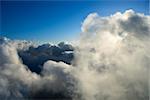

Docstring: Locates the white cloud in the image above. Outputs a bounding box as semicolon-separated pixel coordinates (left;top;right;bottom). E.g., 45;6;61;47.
0;37;74;99
74;9;150;100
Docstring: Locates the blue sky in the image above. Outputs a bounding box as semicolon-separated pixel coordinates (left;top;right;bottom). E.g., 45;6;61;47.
1;0;149;43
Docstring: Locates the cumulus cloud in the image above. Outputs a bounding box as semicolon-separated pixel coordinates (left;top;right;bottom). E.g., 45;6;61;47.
0;9;149;100
29;61;74;99
74;9;150;100
0;37;74;99
0;38;39;99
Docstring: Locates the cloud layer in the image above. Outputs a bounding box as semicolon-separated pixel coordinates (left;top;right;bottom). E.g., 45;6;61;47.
0;10;149;100
0;37;74;99
75;9;149;100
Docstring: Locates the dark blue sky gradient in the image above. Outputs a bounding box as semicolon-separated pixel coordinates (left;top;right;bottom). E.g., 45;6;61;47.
1;0;149;43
